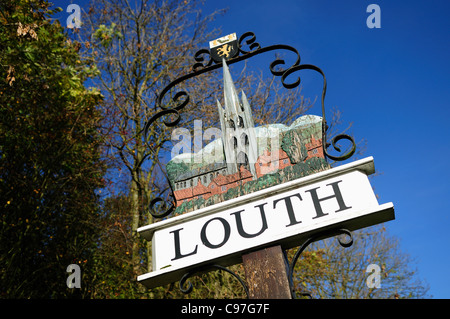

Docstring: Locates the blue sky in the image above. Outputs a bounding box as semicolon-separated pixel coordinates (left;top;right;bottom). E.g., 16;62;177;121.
57;0;449;298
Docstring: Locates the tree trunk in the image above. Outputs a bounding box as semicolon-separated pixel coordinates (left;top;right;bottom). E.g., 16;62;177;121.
130;176;141;276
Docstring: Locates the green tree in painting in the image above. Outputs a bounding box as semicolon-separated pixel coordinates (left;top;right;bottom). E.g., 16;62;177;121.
0;0;104;298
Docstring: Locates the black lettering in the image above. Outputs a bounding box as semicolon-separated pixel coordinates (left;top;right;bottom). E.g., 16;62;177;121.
170;228;198;261
305;180;352;219
273;193;303;227
200;217;231;249
231;203;268;238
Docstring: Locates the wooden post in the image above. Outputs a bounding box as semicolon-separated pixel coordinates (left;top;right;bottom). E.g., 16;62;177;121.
242;245;292;299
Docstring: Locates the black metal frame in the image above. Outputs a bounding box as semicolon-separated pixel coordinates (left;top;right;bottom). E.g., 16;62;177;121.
144;31;356;219
287;228;353;298
179;264;250;298
143;31;357;298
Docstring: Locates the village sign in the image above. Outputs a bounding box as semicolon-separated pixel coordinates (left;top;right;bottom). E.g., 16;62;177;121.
137;32;395;297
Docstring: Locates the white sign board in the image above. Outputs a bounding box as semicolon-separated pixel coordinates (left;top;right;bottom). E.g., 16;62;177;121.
138;157;394;289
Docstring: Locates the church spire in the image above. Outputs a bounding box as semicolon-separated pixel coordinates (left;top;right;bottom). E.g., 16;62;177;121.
222;58;241;116
217;59;258;179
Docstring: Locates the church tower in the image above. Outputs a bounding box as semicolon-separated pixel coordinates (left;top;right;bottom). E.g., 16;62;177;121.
217;59;258;179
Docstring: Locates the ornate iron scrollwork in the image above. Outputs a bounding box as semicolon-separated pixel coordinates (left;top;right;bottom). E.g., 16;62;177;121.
288;228;354;298
144;31;357;219
177;229;353;298
179;264;249;298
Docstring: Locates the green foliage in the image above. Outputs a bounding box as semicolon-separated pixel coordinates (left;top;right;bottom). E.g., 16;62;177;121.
93;23;123;48
281;128;308;164
0;0;105;298
88;195;143;298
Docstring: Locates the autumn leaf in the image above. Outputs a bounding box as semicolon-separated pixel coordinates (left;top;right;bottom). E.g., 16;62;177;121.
16;22;38;40
6;65;15;86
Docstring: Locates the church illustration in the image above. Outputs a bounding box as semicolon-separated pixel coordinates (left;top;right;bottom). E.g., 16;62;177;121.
167;60;328;215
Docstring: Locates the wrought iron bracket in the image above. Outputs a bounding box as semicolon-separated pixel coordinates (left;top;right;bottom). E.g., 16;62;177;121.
287;228;354;299
176;229;353;299
179;264;250;298
144;31;357;219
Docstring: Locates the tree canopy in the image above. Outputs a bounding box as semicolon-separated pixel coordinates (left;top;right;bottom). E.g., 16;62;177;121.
0;0;104;298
